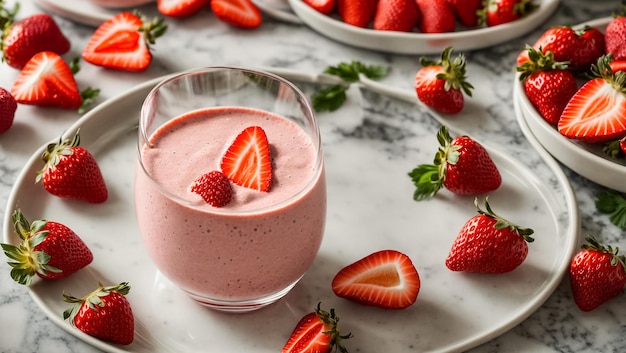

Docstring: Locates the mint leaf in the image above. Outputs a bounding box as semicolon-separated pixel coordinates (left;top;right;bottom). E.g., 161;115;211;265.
595;190;626;230
312;84;347;112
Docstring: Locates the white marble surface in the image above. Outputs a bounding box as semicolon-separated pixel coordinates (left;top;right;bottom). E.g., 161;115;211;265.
0;0;624;352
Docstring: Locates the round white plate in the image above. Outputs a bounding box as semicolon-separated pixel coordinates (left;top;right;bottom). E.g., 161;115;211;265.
3;72;578;353
287;0;560;54
34;0;300;27
513;17;626;192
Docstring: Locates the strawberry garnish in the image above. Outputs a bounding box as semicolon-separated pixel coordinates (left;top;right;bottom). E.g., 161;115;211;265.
558;55;626;142
0;86;17;133
157;0;209;17
408;125;501;200
63;282;135;345
331;249;420;309
36;130;108;203
445;197;535;273
220;126;273;192
82;11;167;72
211;0;262;29
1;209;93;285
190;170;233;207
281;303;351;353
569;237;626;312
303;0;335;15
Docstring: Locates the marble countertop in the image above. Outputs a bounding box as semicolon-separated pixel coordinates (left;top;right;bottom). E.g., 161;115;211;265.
1;0;625;352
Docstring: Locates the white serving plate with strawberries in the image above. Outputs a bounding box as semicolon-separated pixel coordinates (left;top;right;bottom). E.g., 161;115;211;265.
287;0;559;54
513;16;626;193
3;72;578;353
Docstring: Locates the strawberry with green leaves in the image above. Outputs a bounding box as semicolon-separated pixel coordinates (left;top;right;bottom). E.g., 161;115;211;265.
1;209;93;285
82;11;167;72
569;237;626;312
211;0;262;29
332;249;421;309
516;46;578;125
478;0;531;27
409;125;501;201
373;0;419;32
446;197;534;273
63;282;135;345
190;170;233;207
415;0;455;33
221;126;273;192
36;130;108;203
281;303;351;353
414;47;473;114
337;0;377;28
157;0;209;17
558;55;626;142
0;86;16;134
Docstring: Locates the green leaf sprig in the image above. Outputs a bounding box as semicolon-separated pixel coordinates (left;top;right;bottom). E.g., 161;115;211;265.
595;189;626;230
312;61;388;112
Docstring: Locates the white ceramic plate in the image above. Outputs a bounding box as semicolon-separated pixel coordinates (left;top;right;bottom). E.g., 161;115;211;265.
3;71;578;353
513;17;626;193
287;0;559;54
34;0;300;27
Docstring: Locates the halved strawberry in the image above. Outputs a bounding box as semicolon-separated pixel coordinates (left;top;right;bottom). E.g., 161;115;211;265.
558;55;626;142
157;0;209;17
211;0;262;29
190;170;233;207
281;303;351;353
10;51;82;109
220;126;273;192
82;12;167;72
331;249;420;309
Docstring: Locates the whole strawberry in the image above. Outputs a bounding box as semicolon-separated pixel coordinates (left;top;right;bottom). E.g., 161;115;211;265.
478;0;531;27
569;237;626;312
606;5;626;60
408;125;501;200
516;46;578;125
36;130;108;203
446;0;483;28
190;170;233;207
414;47;474;114
415;0;455;33
0;86;17;133
372;0;419;32
445;197;534;273
281;303;351;353
1;10;71;70
337;0;377;28
1;208;93;285
63;282;135;345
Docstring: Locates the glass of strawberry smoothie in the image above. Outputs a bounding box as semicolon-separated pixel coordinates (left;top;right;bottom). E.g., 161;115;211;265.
134;67;326;312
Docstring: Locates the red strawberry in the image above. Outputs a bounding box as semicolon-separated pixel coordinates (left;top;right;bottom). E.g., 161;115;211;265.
516;46;578;125
445;197;535;273
446;0;483;27
190;170;233;207
558;55;626;142
581;26;606;60
82;12;167;72
1;209;93;285
157;0;209;17
281;303;351;353
414;47;474;114
220;126;273;192
1;12;71;69
415;0;455;33
610;58;626;73
372;0;418;32
478;0;530;27
569;237;626;312
0;87;17;133
63;282;135;345
10;51;83;109
409;125;501;200
331;249;420;309
36;130;108;203
336;0;378;28
303;0;335;15
602;136;626;159
211;0;263;29
605;6;626;60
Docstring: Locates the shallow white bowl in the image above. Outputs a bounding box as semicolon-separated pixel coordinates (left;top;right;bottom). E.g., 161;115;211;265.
288;0;559;54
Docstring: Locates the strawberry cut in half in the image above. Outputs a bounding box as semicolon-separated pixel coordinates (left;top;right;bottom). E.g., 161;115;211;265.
331;249;420;309
220;126;273;192
211;0;262;29
281;303;351;353
558;54;626;142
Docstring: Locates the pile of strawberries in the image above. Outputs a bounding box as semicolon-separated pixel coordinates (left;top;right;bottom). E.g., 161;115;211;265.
303;0;536;33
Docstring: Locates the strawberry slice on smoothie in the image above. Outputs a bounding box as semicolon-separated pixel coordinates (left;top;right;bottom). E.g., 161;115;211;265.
221;125;273;192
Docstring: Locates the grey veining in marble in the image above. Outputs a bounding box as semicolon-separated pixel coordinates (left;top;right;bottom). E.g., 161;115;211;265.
1;0;625;352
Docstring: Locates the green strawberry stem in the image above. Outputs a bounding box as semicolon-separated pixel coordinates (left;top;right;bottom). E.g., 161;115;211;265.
63;282;131;322
421;46;473;96
589;54;626;93
581;236;626;269
475;197;535;241
595;190;626;230
602;139;624;159
0;0;19;42
313;302;352;353
516;45;570;80
36;130;82;184
134;10;168;46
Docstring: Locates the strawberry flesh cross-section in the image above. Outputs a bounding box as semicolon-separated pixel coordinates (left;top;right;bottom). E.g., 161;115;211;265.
220;126;273;192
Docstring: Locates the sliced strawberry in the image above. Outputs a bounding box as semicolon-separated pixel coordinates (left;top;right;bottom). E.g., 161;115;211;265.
10;51;82;109
157;0;209;17
220;126;273;192
82;12;167;72
331;249;420;309
303;0;335;15
281;303;351;353
211;0;262;29
190;170;233;207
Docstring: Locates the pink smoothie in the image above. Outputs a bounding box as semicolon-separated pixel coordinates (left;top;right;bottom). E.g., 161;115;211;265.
134;106;326;303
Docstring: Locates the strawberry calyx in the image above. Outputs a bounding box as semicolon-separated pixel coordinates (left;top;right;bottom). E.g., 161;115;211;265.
475;197;535;242
0;0;19;50
589;54;626;95
516;45;570;80
312;303;352;353
1;208;60;285
63;282;132;322
580;236;626;269
134;10;168;47
36;130;82;184
420;47;473;96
